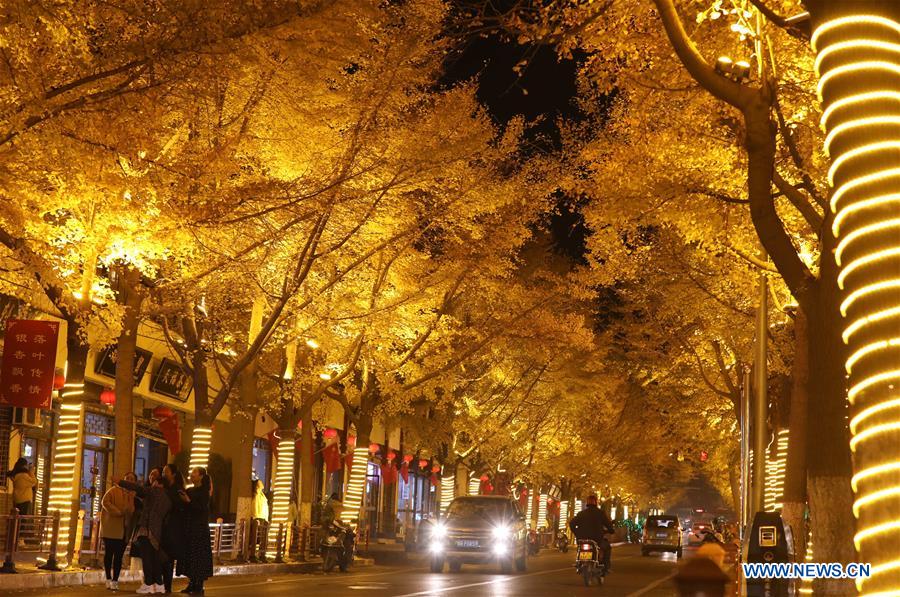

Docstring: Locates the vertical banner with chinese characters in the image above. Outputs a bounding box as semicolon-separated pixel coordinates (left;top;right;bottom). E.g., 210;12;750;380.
0;319;60;409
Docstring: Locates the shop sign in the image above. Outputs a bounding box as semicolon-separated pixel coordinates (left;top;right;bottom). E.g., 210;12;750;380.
150;357;192;401
0;319;60;409
94;344;152;384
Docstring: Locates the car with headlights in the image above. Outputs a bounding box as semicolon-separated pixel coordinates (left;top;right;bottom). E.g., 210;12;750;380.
687;519;714;546
641;515;683;558
427;495;528;573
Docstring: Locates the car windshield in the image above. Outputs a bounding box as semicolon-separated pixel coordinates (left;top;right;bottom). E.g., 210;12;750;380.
646;517;678;529
447;498;512;520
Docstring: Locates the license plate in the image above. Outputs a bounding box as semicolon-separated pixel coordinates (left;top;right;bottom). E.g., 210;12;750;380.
577;551;594;561
656;532;668;538
456;539;479;548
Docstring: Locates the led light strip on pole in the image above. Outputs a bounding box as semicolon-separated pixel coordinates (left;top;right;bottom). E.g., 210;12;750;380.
46;385;85;562
468;474;480;496
813;11;900;595
188;426;213;475
558;500;569;532
764;430;789;512
525;489;534;530
269;434;295;550
342;447;369;525
440;471;455;514
575;498;582;513
537;493;548;529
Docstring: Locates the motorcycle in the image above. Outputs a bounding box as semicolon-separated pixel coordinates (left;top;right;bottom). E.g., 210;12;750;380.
555;530;569;553
574;539;607;587
320;521;356;572
527;529;540;556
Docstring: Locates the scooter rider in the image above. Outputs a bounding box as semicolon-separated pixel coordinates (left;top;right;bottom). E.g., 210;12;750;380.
569;494;616;571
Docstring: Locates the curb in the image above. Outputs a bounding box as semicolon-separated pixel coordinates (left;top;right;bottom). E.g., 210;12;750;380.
0;558;374;591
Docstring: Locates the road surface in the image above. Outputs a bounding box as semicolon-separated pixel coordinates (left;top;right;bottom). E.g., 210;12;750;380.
10;544;688;596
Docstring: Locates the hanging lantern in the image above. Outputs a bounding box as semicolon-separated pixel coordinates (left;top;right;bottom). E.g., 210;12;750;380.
153;405;176;419
403;454;414;464
53;373;65;390
368;442;380;454
386;450;396;461
324;428;338;440
418;459;429;469
347;435;357;448
480;474;489;482
296;420;303;430
431;464;441;473
100;388;116;406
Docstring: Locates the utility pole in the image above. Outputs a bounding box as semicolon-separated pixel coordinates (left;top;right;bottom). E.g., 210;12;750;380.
741;365;751;535
752;255;768;516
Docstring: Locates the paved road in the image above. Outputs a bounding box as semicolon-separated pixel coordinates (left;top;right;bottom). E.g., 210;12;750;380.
12;545;688;596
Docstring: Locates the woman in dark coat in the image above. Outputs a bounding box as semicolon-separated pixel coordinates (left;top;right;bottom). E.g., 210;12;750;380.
161;463;188;593
119;467;171;594
179;467;214;594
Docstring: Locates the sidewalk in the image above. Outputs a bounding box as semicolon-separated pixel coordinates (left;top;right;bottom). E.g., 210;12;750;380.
0;556;375;591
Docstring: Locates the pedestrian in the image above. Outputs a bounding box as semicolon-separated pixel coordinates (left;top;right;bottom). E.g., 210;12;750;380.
161;464;187;594
7;457;37;516
120;466;171;594
251;479;269;524
178;467;214;595
321;493;341;527
101;472;136;591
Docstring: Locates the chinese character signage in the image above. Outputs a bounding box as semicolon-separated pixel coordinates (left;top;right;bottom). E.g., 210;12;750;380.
94;345;152;385
0;319;60;409
150;358;192;402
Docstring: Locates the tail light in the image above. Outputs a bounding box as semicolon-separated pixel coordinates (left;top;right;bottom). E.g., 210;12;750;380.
581;543;592;551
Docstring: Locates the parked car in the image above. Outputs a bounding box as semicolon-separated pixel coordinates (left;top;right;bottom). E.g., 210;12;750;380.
642;515;683;557
427;495;528;574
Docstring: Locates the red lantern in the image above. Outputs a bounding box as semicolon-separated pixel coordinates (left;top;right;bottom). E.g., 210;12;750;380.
431;464;441;473
53;373;65;390
403;454;414;464
386;450;396;461
153;405;175;419
418;459;428;469
347;435;357;447
100;388;116;406
324;428;338;440
368;442;380;454
480;474;489;482
296;420;303;430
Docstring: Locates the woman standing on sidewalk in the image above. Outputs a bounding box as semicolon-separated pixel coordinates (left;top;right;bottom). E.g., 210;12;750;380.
161;464;187;594
120;467;171;594
7;457;36;515
178;468;213;595
101;472;136;591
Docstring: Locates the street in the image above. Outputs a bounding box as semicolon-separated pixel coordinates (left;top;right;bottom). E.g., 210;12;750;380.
7;545;686;596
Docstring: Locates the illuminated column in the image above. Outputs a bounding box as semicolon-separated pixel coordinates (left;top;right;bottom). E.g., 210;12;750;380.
575;498;583;513
537;493;548;529
558;500;569;532
188;425;213;473
800;527;815;595
46;388;85;562
765;430;789;512
814;11;900;594
468;474;480;496
525;489;534;529
440;470;455;514
34;453;46;514
342;447;369;524
268;434;295;549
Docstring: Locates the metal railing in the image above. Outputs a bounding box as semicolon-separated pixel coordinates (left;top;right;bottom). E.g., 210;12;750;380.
0;510;312;573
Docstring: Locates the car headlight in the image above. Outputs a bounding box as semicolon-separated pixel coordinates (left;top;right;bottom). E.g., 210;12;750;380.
326;536;338;544
492;525;512;541
431;523;447;540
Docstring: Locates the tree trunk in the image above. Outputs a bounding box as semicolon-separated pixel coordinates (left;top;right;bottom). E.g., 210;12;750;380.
728;455;741;515
299;406;314;529
806;242;855;593
113;266;145;477
782;310;808;556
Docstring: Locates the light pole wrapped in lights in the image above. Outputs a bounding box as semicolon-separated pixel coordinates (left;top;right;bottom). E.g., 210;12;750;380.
813;9;900;594
46;391;85;562
764;430;790;512
468;474;480;496
342;447;370;525
558;500;569;532
537;492;548;529
525;488;534;530
268;432;295;549
188;425;213;474
440;468;455;514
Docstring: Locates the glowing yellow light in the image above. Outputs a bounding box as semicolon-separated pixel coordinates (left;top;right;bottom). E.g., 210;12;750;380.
306;339;319;350
830;166;900;213
855;520;900;550
188;426;213;475
854;485;900;517
833;192;900;238
816;40;900;77
468;475;480;496
558;500;569;532
811;15;900;52
840;280;900;317
836;219;900;265
342;447;369;524
46;393;84;562
821;91;900;131
851;420;900;452
268;435;295;550
575;499;582;513
818;62;900;103
852;398;900;433
845;306;900;343
764;430;790;512
829;141;900;186
852;460;900;492
864;560;900;588
537;493;548;529
525;489;534;529
839;248;900;289
319;372;332;381
440;473;455;514
848;369;900;403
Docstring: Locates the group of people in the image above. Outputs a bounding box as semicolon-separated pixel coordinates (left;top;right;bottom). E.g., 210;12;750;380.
101;464;214;594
